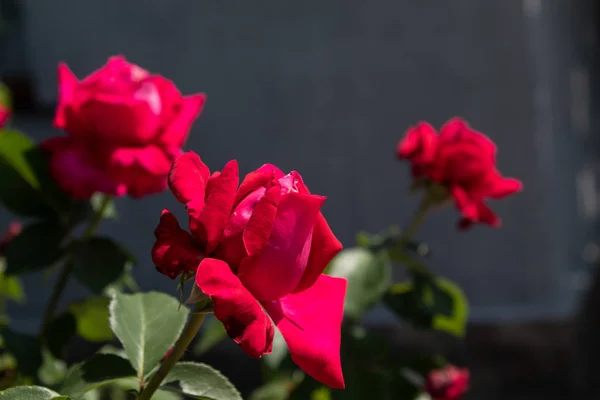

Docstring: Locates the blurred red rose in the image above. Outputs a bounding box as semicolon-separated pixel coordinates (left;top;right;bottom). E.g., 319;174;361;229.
0;104;9;129
424;365;469;400
152;152;346;389
0;222;22;256
398;118;522;229
43;56;205;199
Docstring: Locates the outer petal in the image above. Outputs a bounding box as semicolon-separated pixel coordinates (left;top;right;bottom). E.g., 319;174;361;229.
238;192;325;301
0;106;9;128
193;160;239;254
54;63;80;130
294;212;343;293
158;93;206;148
234;164;285;207
152;209;204;279
168;151;211;206
397;122;438;164
41;136;125;199
195;258;274;357
263;275;347;389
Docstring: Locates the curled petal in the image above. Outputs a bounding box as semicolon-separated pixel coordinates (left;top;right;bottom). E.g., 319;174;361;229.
193;160;239;254
168;151;211;206
294;212;342;293
159;93;206;148
238;192;325;301
439;118;497;158
152;209;204;279
263;275;347;389
234;164;285;207
242;185;281;257
397;122;438;164
196;258;274;357
486;176;523;199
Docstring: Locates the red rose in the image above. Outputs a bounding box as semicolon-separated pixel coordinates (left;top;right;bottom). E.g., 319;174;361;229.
398;118;522;229
42;56;205;199
0;104;9;129
152;152;346;389
424;366;470;400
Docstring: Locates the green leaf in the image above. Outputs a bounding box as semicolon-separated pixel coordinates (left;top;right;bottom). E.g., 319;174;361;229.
2;329;42;377
71;237;134;294
193;315;227;355
0;130;70;218
162;362;242;400
384;278;469;337
38;349;67;386
69;297;113;342
4;221;67;275
111;377;182;400
263;328;288;370
325;248;392;319
60;354;136;399
0;272;24;303
248;380;292;400
46;313;77;359
109;292;189;379
0;82;11;110
0;386;64;399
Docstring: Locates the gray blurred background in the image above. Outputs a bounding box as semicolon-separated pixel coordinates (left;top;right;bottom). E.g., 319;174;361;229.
1;0;599;398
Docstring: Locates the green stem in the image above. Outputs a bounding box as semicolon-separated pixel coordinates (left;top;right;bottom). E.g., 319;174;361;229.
396;196;434;249
138;307;207;400
39;195;112;337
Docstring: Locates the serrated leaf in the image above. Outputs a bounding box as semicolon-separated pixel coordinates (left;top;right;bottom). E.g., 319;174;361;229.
2;329;42;377
263;328;288;370
162;362;242;400
4;221;67;275
326;247;392;319
0;130;70;218
0;386;64;399
109;292;189;379
46;313;77;359
69;297;113;342
60;353;136;399
193;315;227;355
71;237;134;294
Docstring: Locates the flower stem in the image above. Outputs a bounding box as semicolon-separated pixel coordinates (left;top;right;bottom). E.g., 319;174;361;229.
40;195;113;336
397;196;434;249
138;307;207;400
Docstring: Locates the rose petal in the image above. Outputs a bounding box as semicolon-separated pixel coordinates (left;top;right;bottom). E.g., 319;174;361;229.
486;176;523;199
263;275;346;389
238;192;325;301
193;160;239;254
196;258;274;358
242;185;281;257
54;63;80;131
168;151;211;206
450;186;478;221
152;209;204;279
234;164;285;207
42;136;124;199
397;122;438;164
158;94;206;148
294;212;342;293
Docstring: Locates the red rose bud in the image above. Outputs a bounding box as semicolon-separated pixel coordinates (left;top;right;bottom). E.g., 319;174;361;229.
151;152;346;389
397;118;522;229
0;222;22;256
424;365;470;400
42;56;206;199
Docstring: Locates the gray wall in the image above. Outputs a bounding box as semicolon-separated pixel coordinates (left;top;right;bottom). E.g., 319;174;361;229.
0;0;595;331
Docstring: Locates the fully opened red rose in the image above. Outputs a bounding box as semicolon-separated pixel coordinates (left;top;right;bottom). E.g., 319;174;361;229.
152;152;346;388
424;365;470;400
397;118;522;229
42;56;205;199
